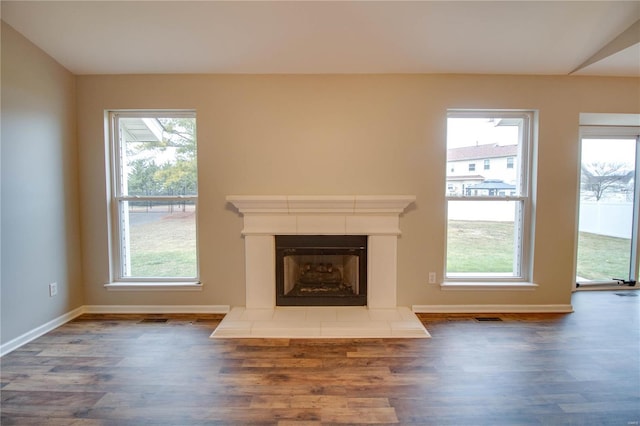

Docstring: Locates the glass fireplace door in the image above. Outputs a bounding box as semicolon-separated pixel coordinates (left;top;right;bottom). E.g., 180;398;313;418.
276;235;367;306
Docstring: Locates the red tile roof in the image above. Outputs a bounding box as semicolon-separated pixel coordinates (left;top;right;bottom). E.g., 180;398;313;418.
448;143;517;161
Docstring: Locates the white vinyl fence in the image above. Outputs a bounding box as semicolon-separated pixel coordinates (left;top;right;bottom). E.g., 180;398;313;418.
449;200;633;240
578;201;633;239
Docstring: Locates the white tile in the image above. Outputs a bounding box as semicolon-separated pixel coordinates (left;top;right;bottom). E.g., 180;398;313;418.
335;308;370;322
241;309;274;321
287;195;355;213
296;216;346;234
243;214;296;234
244;235;276;309
223;307;246;320
321;320;390;330
368;309;403;321
272;309;307;321
251;320;320;330
397;306;419;321
251;328;322;338
305;308;337;322
210;307;430;339
345;216;400;235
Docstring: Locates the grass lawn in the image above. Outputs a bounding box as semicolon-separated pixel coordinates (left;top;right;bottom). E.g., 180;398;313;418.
125;214;631;281
576;231;631;281
447;220;515;274
448;220;631;280
129;211;197;277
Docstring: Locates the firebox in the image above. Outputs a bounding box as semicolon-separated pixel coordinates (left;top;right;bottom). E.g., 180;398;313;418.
275;235;367;306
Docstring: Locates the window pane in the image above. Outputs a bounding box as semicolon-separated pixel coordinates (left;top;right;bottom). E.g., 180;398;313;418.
447;200;521;277
120;200;197;278
577;138;635;282
119;117;197;196
446;117;523;197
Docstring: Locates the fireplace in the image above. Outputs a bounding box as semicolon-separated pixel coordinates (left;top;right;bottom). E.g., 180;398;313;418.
276;235;367;306
226;195;416;309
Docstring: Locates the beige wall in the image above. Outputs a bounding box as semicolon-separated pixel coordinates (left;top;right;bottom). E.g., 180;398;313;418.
1;22;83;344
76;73;639;309
3;18;639;325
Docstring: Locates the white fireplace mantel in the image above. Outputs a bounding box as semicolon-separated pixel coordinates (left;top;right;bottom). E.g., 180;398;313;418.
227;195;416;215
227;195;416;309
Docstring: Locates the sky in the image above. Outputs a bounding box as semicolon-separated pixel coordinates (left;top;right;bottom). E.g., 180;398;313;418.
581;138;636;167
447;118;637;170
447;118;519;149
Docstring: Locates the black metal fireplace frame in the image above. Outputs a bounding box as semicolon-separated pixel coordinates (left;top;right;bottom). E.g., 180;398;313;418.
275;235;367;306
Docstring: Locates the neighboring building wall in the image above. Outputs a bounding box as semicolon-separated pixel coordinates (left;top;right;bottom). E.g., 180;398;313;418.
447;144;518;196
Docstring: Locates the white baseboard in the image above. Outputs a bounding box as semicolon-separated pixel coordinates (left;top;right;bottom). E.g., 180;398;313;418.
0;306;85;357
83;305;230;314
412;304;574;313
1;304;230;357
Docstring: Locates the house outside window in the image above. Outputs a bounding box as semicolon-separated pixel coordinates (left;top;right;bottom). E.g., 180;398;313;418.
445;110;534;281
108;111;199;282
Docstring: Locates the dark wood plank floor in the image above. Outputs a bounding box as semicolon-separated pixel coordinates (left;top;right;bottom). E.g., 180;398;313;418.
2;291;639;425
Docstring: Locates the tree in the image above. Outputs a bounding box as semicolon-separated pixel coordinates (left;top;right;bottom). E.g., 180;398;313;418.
126;117;197;200
581;162;633;201
127;159;161;196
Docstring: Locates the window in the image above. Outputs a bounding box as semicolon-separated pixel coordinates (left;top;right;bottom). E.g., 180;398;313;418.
109;111;198;282
507;157;514;168
469;163;476;172
445;111;533;281
484;159;490;170
576;125;639;286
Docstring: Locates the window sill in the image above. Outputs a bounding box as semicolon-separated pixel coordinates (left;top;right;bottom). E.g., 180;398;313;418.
104;282;202;291
441;282;538;291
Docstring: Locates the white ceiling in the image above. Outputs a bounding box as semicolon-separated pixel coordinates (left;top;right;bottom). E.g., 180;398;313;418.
2;1;639;76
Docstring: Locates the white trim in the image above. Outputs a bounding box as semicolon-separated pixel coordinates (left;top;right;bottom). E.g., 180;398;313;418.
108;110;200;282
576;285;639;292
104;282;203;291
83;305;230;314
445;110;535;282
412;304;574;313
226;195;416;215
440;282;538;291
0;304;230;357
0;306;85;357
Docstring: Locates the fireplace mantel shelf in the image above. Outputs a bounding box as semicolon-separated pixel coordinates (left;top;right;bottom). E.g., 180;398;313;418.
226;195;416;215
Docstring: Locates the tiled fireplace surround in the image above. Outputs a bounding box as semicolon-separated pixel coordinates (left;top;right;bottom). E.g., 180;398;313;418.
211;195;430;338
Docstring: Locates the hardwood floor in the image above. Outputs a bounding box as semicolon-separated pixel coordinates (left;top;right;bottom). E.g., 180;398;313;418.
2;290;639;425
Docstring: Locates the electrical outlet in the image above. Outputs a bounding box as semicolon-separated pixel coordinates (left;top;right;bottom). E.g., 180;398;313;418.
49;282;58;297
428;272;436;284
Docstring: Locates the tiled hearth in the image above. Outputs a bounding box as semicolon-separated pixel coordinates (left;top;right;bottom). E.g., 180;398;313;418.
211;195;430;338
211;306;429;338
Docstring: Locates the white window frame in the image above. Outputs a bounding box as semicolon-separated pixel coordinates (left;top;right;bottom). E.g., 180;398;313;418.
444;110;535;286
575;124;640;288
106;110;201;289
